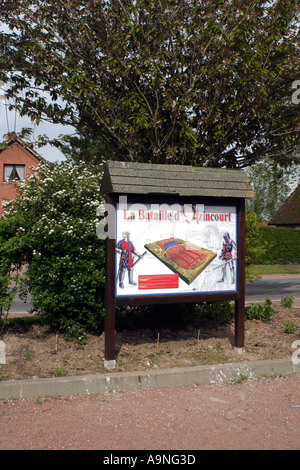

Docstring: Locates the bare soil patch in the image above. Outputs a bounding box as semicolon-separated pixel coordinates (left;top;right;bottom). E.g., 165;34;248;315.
1;301;300;381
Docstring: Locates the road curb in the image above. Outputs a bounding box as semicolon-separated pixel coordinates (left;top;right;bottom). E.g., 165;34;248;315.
0;357;299;400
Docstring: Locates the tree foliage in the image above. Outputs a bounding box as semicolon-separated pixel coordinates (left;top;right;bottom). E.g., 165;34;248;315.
244;207;267;281
246;160;299;222
0;0;299;167
0;161;105;340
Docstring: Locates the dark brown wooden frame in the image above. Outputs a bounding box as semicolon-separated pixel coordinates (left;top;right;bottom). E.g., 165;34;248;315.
105;193;245;362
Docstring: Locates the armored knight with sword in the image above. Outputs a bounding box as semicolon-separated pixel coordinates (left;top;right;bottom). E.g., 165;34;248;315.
115;231;145;288
218;232;237;284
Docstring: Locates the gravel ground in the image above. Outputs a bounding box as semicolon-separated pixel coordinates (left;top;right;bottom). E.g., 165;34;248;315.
1;373;300;451
2;273;300;451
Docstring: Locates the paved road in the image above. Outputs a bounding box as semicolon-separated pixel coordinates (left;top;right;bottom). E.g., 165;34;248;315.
8;276;299;315
9;293;33;315
245;276;300;302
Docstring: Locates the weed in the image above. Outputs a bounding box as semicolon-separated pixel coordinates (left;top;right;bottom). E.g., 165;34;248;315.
259;373;283;380
25;348;33;361
96;363;109;372
281;320;297;334
203;349;228;363
232;374;249;384
51;367;69;377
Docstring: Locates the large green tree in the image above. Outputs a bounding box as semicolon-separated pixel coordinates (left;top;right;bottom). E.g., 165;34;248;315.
246;160;299;222
0;0;299;167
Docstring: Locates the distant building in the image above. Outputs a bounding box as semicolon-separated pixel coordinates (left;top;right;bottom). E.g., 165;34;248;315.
0;138;42;215
268;185;300;230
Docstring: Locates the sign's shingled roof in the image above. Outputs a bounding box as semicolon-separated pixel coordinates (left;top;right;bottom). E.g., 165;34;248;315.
100;161;253;199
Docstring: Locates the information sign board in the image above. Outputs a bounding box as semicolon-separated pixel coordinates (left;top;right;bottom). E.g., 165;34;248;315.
115;201;238;297
100;161;253;366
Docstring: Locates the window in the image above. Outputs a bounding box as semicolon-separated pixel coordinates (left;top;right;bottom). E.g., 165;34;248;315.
3;164;25;183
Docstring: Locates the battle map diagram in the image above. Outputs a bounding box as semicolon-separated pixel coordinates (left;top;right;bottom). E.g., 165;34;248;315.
144;237;217;285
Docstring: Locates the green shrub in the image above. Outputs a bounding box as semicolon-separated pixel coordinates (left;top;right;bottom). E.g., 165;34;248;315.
280;295;294;308
281;320;297;334
245;208;268;274
197;301;235;323
0;161;105;340
116;301;235;331
257;227;300;265
245;299;275;323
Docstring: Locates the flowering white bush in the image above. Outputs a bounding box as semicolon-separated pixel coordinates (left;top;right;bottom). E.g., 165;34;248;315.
0;160;105;339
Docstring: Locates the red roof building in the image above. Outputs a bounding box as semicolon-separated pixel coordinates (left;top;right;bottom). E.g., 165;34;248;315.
268;185;300;229
0;138;42;215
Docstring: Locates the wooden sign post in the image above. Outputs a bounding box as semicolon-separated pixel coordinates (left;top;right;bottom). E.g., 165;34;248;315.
100;161;253;368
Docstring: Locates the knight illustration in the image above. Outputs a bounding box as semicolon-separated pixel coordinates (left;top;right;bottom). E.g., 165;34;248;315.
115;231;142;288
218;232;237;284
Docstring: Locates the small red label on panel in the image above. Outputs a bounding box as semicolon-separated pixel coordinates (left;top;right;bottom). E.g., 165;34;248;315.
138;274;179;290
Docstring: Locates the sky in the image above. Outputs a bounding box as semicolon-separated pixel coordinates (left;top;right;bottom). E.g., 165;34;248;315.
0;21;74;163
0;92;74;163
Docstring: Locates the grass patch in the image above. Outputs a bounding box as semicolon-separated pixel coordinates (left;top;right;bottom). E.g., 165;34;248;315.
249;264;300;275
50;367;69;377
0;315;45;329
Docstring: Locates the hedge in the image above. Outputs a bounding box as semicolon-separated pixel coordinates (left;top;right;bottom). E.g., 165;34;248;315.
257;227;300;265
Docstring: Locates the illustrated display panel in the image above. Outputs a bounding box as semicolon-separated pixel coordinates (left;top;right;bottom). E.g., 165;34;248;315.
115;200;238;297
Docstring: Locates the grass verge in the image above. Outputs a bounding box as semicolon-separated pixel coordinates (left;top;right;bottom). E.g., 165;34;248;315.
249;264;300;275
